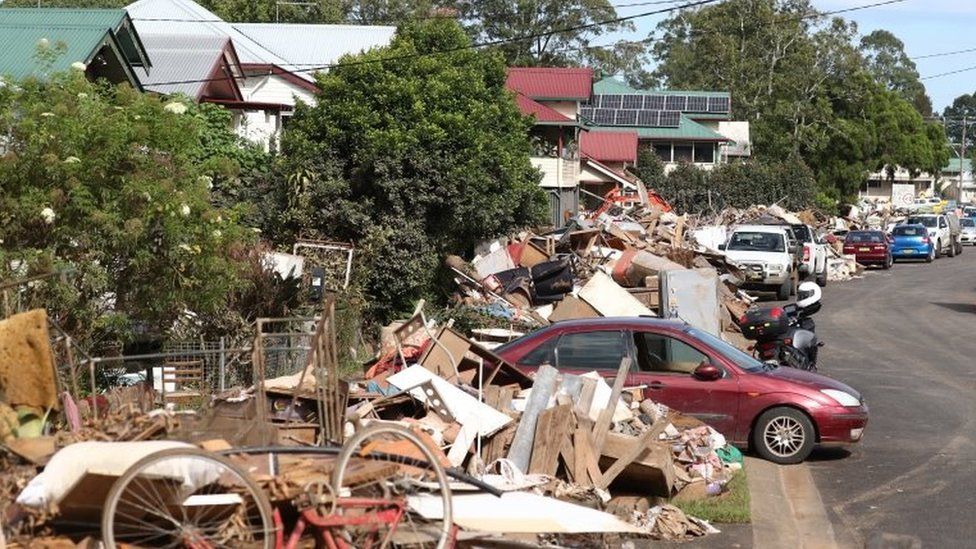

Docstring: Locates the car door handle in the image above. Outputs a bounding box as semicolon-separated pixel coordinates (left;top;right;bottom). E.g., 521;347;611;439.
648;381;665;390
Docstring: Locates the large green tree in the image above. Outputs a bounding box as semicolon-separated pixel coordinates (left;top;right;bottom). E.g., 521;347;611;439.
275;19;546;321
455;0;652;84
859;30;931;116
650;0;947;202
0;69;257;347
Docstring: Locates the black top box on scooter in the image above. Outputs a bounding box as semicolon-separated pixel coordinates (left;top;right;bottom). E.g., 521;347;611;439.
738;306;790;340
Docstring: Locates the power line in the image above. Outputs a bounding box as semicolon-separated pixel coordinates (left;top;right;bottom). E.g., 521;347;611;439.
921;65;976;81
141;0;723;87
139;0;910;87
912;46;976;61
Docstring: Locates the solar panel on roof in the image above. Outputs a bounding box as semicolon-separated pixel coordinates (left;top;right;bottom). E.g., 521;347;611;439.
621;95;643;109
580;107;595;121
615;110;638;125
708;96;730;113
645;95;665;110
637;110;660;127
687;96;708;112
593;109;615;125
659;111;681;127
665;95;687;111
601;94;623;109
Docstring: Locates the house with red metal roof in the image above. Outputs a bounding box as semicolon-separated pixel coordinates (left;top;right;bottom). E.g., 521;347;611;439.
507;68;751;222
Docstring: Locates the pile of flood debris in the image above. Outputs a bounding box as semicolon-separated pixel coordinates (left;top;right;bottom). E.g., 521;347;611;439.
2;306;742;546
444;202;865;356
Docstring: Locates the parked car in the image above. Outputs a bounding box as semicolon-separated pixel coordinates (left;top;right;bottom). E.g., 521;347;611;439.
905;196;945;213
905;214;961;258
788;223;828;287
890;224;935;262
495;318;869;464
843;230;893;269
720;225;796;300
961;217;976;246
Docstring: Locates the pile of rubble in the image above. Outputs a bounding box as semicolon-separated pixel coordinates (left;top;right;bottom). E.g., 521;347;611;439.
444;201;869;355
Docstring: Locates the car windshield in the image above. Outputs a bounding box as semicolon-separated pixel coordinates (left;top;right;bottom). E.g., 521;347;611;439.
727;231;785;252
892;226;926;237
686;328;766;373
907;217;937;228
961;218;975;228
846;232;884;243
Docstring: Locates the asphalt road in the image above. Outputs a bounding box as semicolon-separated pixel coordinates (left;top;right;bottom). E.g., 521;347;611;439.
805;250;976;547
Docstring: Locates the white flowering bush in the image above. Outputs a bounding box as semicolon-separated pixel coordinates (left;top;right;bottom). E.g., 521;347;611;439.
0;71;255;345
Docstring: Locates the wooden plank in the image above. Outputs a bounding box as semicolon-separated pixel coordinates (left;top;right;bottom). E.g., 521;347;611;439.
559;433;576;483
528;404;574;476
575;377;597;418
528;406;557;475
573;425;601;487
596;426;659;490
590;356;631;455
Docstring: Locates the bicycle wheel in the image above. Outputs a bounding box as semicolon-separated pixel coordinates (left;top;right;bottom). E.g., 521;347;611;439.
101;447;274;548
330;423;453;549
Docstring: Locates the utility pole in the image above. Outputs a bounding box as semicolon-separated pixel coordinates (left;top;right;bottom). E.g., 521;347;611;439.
961;116;967;202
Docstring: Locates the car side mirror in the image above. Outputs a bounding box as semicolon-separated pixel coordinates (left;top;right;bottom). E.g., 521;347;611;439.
718;243;726;251
693;361;722;381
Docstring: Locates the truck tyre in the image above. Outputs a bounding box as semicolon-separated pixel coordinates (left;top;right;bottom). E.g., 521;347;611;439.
935;239;942;259
752;407;816;464
948;239;956;257
926;246;934;263
776;278;791;301
816;268;827;287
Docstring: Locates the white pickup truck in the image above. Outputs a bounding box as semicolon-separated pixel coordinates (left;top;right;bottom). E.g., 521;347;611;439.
721;225;796;300
905;214;962;258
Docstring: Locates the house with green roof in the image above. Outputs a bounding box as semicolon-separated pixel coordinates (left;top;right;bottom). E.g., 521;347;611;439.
585;78;751;171
0;8;149;89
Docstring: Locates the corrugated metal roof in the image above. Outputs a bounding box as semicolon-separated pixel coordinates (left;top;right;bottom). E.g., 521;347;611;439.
0;7;150;72
590;115;728;142
593;77;730;99
514;93;576;125
580;131;638;163
232;23;395;74
0;25;110;80
126;0;395;82
139;33;234;98
0;8;128;28
506;67;593;100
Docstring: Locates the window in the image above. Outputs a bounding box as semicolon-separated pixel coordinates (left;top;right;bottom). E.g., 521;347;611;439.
939;217;947;228
866;179;883;189
518;338;556;367
906;216;937;228
653;143;672;162
693;142;715;163
634;332;709;374
727;231;786;252
961;218;975;227
673;143;694;163
893;226;926;237
845;232;884;243
554;331;628;370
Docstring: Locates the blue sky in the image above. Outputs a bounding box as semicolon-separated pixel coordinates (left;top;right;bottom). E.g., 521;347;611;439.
618;0;976;112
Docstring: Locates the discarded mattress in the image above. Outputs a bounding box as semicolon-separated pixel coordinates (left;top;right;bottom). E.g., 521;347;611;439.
17;440;221;507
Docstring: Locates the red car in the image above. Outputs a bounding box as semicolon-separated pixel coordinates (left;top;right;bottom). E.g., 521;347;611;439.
495;318;868;464
843;230;893;269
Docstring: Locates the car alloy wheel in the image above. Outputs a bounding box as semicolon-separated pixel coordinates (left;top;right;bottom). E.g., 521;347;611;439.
752;407;816;464
764;416;805;457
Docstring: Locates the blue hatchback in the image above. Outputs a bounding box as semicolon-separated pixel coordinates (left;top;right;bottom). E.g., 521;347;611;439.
891;224;934;262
